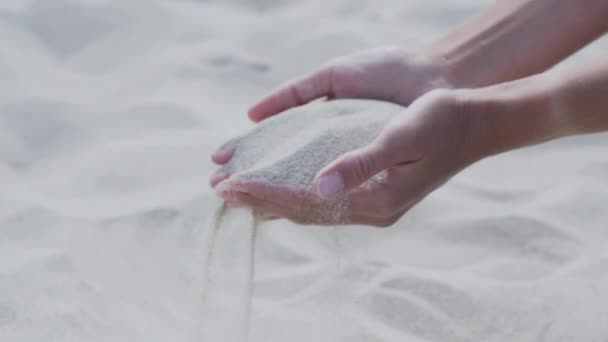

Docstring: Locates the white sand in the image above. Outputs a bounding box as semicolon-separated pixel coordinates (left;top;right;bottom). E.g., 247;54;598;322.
202;204;258;342
220;99;401;189
2;1;608;342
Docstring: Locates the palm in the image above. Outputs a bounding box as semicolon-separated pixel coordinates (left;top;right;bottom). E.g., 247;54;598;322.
326;48;445;105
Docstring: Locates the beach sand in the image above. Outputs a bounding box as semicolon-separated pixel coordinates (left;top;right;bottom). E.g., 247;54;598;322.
1;1;608;341
219;99;400;188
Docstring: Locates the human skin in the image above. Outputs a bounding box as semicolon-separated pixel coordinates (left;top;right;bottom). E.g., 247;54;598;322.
215;57;608;226
210;0;608;226
211;0;608;172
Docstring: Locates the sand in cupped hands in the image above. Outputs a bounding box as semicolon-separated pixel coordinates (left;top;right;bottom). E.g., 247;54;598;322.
220;99;404;189
202;99;403;341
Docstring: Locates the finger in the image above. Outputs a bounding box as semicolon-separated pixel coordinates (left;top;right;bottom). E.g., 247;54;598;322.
219;178;312;208
233;181;373;226
261;214;281;221
217;178;393;226
209;171;230;188
223;183;390;226
341;213;399;228
248;67;332;122
225;191;297;219
231;191;369;225
217;179;331;223
312;141;394;200
211;148;234;165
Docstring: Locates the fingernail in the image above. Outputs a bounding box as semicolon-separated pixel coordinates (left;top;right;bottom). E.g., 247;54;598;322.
211;148;234;164
317;172;344;199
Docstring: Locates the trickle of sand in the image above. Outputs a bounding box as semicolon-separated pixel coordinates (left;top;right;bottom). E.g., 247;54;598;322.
201;203;259;342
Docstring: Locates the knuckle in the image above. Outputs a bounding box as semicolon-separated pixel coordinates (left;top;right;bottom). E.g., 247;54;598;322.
350;151;377;184
289;84;307;106
315;65;333;81
291;78;318;105
374;135;396;157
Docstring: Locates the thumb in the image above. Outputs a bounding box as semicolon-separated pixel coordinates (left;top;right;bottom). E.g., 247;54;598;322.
313;141;393;200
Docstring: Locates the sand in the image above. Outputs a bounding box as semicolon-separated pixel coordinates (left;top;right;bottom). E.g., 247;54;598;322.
2;1;608;342
201;204;259;342
220;99;402;189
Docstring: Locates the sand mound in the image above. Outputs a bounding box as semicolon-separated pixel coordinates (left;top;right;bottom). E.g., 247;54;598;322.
220;99;403;189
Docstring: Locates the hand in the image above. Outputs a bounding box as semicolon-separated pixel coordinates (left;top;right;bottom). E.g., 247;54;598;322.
215;89;482;227
247;46;451;122
211;47;453;186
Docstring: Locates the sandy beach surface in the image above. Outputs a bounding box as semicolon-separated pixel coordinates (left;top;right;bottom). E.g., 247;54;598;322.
1;1;608;341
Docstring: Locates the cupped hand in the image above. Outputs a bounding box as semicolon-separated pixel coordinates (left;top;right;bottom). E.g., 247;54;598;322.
213;89;483;227
247;46;451;122
211;47;453;186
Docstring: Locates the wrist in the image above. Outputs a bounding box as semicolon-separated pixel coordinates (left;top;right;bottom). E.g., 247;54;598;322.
404;48;456;100
424;44;470;89
426;0;608;91
456;74;560;160
424;38;495;90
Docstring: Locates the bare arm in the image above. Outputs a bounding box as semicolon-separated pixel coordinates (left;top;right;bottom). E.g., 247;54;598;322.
211;0;608;226
244;0;608;122
466;56;608;159
431;0;608;88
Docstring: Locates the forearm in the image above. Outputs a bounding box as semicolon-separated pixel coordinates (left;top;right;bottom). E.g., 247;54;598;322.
428;0;608;88
463;57;608;159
